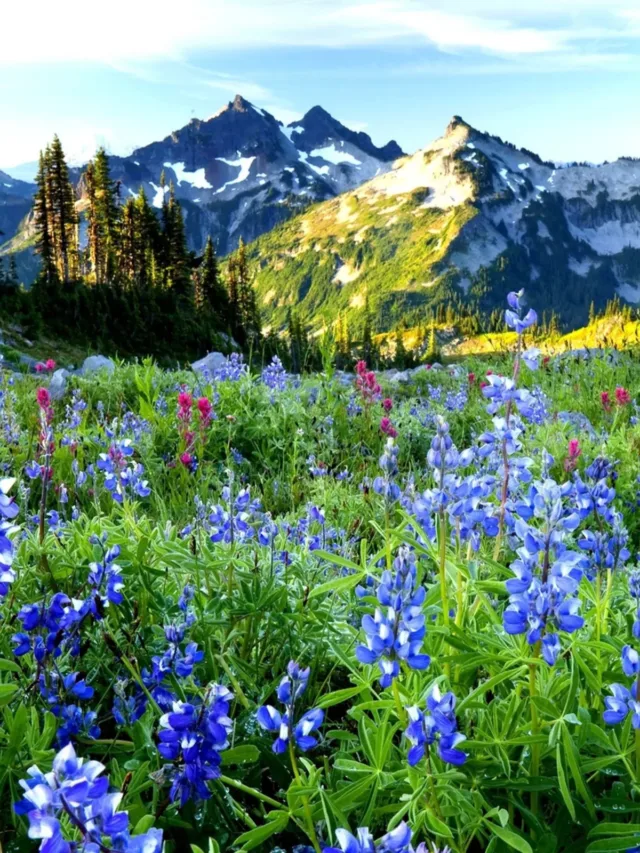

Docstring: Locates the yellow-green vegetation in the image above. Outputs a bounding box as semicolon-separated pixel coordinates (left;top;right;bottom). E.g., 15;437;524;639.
249;182;477;335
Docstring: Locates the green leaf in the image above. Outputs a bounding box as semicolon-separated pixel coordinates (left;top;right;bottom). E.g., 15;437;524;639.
486;822;533;853
590;824;640;837
561;724;595;818
133;815;155;835
234;811;289;850
458;667;525;713
0;684;18;707
586;838;640;852
221;745;260;766
317;686;365;709
309;570;366;599
556;742;576;821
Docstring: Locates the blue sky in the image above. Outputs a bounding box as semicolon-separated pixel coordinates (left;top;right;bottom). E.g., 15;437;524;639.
2;0;640;174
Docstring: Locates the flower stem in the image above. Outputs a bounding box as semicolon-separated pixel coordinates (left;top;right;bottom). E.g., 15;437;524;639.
529;641;541;821
438;509;451;679
288;739;321;853
392;677;406;726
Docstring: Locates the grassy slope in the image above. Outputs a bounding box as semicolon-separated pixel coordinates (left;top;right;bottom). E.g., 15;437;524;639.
249;183;477;334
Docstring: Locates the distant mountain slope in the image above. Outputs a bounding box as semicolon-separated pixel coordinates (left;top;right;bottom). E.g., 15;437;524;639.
249;116;640;333
0;169;35;244
104;95;403;255
0;95;403;282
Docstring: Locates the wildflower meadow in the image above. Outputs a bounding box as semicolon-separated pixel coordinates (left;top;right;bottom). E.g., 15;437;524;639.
5;292;640;853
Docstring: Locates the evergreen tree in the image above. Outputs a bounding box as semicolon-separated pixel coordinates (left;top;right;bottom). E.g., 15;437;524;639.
33;150;57;291
198;237;230;327
8;255;18;287
235;238;261;344
48;135;78;283
85;148;119;285
425;324;440;364
394;327;408;369
589;300;596;326
361;292;374;363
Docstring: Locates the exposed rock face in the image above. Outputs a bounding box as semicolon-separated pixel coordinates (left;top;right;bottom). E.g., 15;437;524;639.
249;116;640;332
1;96;403;281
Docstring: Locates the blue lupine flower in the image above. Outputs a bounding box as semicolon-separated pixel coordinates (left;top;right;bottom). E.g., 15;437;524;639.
14;743;163;853
325;827;375;853
373;439;401;502
257;661;324;754
355;549;430;688
262;355;288;392
522;348;541;371
404;685;467;767
505;289;537;334
0;488;18;598
603;683;640;728
0;477;18;520
158;685;234;805
325;821;436;853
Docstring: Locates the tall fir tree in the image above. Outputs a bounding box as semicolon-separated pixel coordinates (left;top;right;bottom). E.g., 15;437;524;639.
197;236;230;327
48;135;78;283
33;149;57;291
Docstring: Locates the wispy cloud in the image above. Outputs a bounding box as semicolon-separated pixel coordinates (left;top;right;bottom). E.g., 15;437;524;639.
3;0;640;67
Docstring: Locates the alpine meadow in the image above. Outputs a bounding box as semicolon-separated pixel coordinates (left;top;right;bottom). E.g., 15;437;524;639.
5;4;640;853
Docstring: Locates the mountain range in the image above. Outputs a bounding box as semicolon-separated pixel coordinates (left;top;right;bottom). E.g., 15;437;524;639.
3;99;640;334
250;115;640;333
0;95;402;274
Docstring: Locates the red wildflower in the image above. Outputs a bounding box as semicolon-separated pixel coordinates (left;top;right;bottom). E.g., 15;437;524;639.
197;396;214;427
35;362;45;373
36;387;51;410
380;416;398;438
468;372;476;384
425;364;432;371
180;452;193;467
564;439;582;473
601;391;611;412
615;386;631;406
382;398;393;412
355;361;381;404
45;359;56;371
542;356;550;368
479;380;488;389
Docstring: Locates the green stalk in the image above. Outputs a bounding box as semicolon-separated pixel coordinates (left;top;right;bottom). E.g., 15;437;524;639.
529;641;541;821
392;678;406;726
438;509;450;680
288;739;321;853
219;775;282;809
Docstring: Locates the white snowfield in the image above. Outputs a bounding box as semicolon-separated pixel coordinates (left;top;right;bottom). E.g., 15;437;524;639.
149;182;169;209
309;143;362;166
163;161;212;190
340;117;640;293
215;153;256;193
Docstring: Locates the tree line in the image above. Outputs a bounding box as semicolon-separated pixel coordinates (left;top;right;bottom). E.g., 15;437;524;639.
0;138;262;362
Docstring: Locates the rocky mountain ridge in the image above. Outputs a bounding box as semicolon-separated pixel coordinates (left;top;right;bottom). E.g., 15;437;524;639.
247;115;640;333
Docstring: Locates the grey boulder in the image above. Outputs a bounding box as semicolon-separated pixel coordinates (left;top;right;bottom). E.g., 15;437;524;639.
191;352;227;374
81;355;115;375
49;369;71;401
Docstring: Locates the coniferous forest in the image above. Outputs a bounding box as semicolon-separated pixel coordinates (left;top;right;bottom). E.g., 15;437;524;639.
0;138;265;363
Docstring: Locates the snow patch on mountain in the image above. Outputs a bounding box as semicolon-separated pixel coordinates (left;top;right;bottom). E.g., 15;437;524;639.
163;161;212;189
310;144;362;166
215;154;256;193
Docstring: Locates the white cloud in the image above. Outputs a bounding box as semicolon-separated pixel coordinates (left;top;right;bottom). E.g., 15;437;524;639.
3;0;640;64
344;120;370;132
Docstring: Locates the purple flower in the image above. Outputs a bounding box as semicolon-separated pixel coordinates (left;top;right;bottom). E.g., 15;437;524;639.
257;661;324;754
